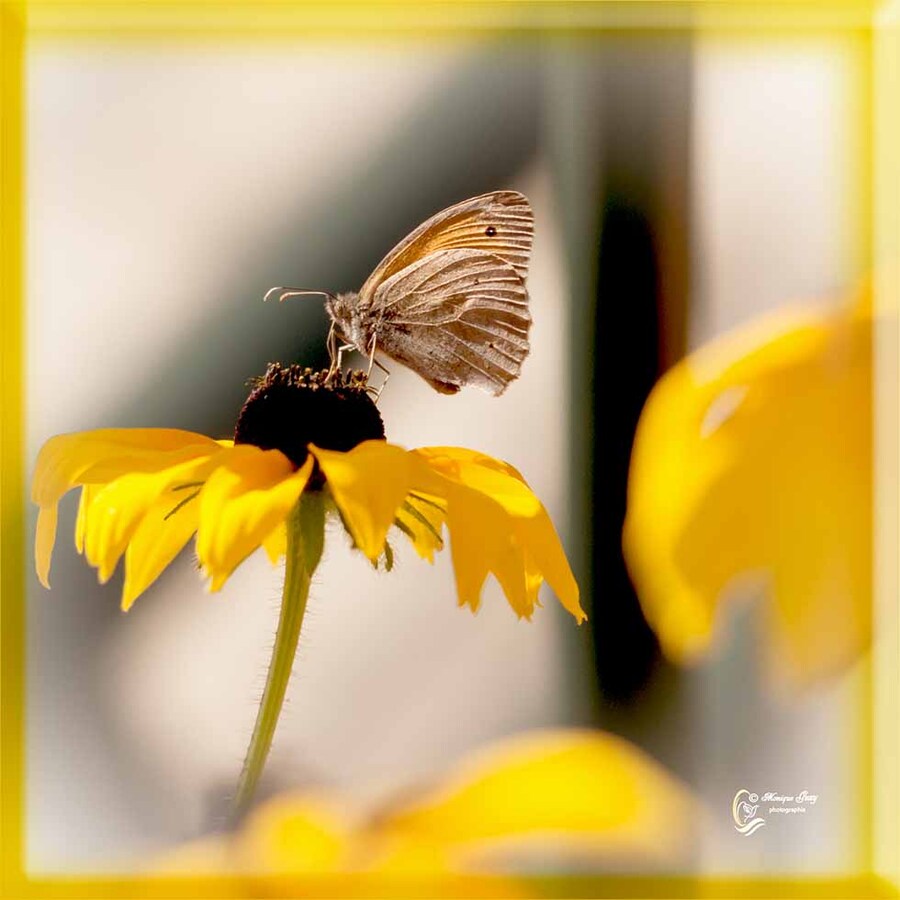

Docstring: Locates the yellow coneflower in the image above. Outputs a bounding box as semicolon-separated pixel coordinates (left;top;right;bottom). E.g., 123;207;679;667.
32;363;584;812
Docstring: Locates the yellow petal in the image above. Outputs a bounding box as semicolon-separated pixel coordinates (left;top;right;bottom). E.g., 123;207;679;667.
74;485;96;555
415;450;584;622
35;505;58;588
31;428;218;588
413;448;540;517
121;490;201;611
262;523;288;565
82;452;224;584
394;495;446;563
197;447;312;591
443;485;530;617
624;303;871;684
524;551;544;610
513;510;584;624
312;441;413;561
377;729;692;865
234;793;354;875
32;428;219;507
414;446;527;483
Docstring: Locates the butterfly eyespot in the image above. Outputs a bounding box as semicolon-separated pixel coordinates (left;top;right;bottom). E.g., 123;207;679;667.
485;226;497;237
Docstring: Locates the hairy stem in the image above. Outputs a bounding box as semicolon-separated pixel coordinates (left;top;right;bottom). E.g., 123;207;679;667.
230;489;325;821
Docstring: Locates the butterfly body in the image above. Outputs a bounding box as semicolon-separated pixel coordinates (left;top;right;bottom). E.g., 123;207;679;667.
325;291;367;349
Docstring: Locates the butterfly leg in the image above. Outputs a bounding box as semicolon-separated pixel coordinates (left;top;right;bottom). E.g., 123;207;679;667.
326;332;356;385
326;323;338;378
374;363;391;402
337;344;355;365
364;335;391;401
368;357;391;403
366;335;379;379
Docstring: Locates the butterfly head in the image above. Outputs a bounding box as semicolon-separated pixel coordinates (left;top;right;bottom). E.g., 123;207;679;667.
324;291;365;349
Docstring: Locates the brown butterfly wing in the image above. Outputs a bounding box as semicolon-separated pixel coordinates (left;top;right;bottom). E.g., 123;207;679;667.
367;248;531;395
358;190;533;304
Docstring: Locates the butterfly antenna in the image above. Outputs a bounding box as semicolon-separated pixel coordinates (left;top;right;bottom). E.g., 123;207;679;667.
263;286;337;303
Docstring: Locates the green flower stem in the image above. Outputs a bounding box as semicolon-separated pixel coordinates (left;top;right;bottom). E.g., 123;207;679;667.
230;489;325;821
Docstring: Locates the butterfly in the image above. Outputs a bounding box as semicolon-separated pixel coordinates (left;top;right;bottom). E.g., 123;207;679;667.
266;190;534;396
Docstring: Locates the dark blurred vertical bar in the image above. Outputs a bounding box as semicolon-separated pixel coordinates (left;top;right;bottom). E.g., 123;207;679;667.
593;39;693;701
548;36;693;717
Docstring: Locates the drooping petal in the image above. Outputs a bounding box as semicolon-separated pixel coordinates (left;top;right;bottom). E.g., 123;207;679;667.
413;448;540;517
443;485;530;617
312;442;413;561
74;485;96;555
523;551;544;611
32;428;219;507
35;505;58;589
513;510;584;624
197;446;313;591
83;453;223;584
394;495;445;563
414;446;527;483
624;303;872;684
32;428;219;587
262;523;288;565
121;490;202;611
376;729;693;865
413;449;584;622
84;473;162;583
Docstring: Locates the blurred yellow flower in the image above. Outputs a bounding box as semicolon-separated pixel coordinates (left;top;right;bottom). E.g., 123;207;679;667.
161;729;693;895
624;301;871;686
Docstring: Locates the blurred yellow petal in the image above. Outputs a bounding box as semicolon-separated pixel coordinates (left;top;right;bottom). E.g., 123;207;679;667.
121;491;202;611
376;729;692;865
234;793;355;875
624;303;871;684
230;792;525;898
166;730;689;893
313;441;413;561
197;446;313;591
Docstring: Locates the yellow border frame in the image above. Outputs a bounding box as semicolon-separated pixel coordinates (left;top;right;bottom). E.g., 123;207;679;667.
1;2;898;898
